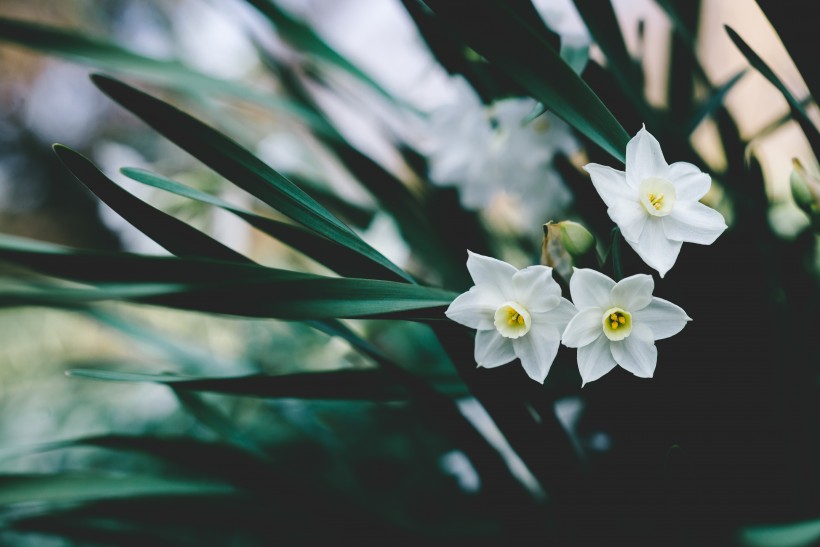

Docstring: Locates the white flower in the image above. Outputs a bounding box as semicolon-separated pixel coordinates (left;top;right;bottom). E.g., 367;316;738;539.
584;126;728;277
425;77;576;216
445;251;578;383
561;269;691;386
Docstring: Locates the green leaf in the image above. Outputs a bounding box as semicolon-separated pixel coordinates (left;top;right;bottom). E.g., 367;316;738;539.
0;474;233;506
90;74;414;283
572;0;652;122
0;16;330;134
243;0;409;110
0;233;305;284
422;0;629;162
121;167;405;281
739;519;820;547
68;368;410;401
0;236;456;319
725;25;820;158
54;146;250;263
687;70;747;133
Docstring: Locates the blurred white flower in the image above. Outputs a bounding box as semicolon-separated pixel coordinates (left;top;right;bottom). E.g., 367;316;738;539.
445;251;577;383
425;78;576;220
561;269;690;386
584;126;728;277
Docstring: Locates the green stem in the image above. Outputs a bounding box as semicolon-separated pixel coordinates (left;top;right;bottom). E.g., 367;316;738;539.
611;227;624;281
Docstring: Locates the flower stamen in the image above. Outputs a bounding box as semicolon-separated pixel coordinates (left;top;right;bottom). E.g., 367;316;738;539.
602;307;632;341
494;301;532;339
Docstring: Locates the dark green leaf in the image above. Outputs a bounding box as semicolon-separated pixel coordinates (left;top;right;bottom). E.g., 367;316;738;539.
687;70;746;133
54;146;250;263
725;25;820;158
90;74;413;283
0;16;329;133
68;368;409;400
121;167;405;281
0;474;233;506
422;0;629;162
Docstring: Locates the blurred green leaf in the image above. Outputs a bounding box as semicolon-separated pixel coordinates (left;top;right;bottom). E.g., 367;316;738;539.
755;0;819;100
0;474;233;506
422;0;629;162
572;0;652;121
121;167;404;281
54;146;250;264
68;368;411;401
686;70;746;133
0;16;331;134
90;74;414;283
244;0;410;110
739;519;820;547
725;25;820;158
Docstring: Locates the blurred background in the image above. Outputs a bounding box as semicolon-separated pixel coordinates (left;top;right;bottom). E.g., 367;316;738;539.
0;0;817;545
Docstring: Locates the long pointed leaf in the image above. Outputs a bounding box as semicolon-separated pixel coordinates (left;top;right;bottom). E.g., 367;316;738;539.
421;0;629;162
0;474;233;506
54;145;250;263
68;368;410;401
0;16;331;134
725;25;820;158
121;167;405;281
90;74;414;283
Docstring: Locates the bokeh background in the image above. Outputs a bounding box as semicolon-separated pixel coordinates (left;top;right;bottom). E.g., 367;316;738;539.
0;0;817;545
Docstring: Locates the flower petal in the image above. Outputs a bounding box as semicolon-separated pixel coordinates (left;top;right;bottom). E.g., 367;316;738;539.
533;298;577;333
561;307;603;348
474;329;517;368
512;265;561;312
570;268;615;310
466;250;516;296
663;202;727;245
610;274;654;311
610;325;657;378
630;217;682;278
584;163;635;206
446;286;500;330
513;326;561;383
577;334;617;386
632;297;691;340
666;162;711;201
626;126;668;187
608;198;648;242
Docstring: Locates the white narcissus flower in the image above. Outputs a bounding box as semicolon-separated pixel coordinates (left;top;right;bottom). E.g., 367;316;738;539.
445;251;578;383
584;126;728;277
561;269;691;386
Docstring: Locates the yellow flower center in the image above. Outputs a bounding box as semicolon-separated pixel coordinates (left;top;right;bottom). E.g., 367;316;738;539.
602;307;632;341
494;301;532;339
639;177;676;217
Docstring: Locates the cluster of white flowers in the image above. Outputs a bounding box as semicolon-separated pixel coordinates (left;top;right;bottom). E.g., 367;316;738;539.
446;127;727;385
424;78;577;220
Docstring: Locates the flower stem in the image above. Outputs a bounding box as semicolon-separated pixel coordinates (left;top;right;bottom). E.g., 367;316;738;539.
611;227;624;281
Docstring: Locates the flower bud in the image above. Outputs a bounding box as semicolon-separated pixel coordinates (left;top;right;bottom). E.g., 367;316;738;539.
541;221;596;278
790;158;820;213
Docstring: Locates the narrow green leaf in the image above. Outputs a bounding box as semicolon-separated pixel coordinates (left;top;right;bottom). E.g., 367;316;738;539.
0;236;455;319
54;146;250;263
0;16;330;133
725;25;820;157
572;0;651;120
739;519;820;547
0;233;306;284
687;70;747;133
0;474;233;506
244;0;409;110
422;0;629;162
90;74;413;283
121;167;405;281
68;368;409;401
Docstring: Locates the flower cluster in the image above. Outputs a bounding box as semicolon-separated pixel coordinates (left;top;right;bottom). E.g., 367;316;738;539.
446;127;725;385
